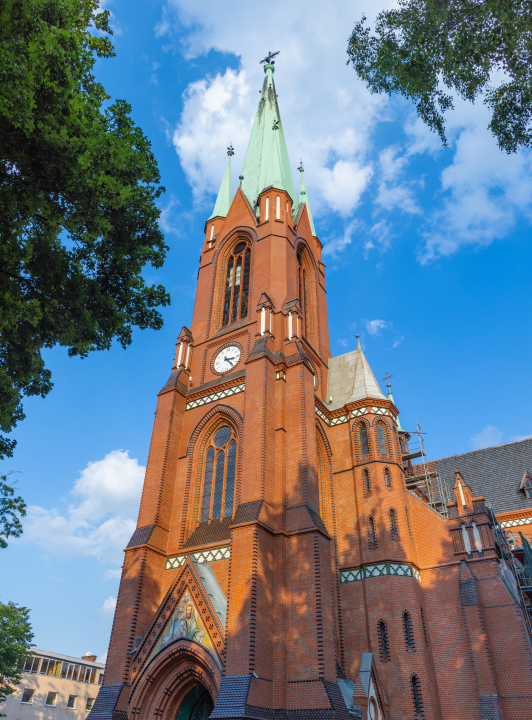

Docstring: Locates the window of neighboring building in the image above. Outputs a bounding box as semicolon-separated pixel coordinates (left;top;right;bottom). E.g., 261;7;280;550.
201;425;237;521
21;689;35;704
67;696;77;709
40;658;62;676
46;692;57;706
222;242;251;326
86;698;95;711
359;424;369;455
377;423;386;454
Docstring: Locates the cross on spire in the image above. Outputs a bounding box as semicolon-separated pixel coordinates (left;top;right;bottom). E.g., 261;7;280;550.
227;143;234;156
383;372;394;383
260;50;280;65
298;161;304;172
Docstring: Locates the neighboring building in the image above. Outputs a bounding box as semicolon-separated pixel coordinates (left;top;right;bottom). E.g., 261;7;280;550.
88;59;532;720
3;650;104;720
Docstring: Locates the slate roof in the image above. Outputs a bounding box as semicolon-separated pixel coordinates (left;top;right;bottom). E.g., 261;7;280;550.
326;339;386;411
433;437;532;514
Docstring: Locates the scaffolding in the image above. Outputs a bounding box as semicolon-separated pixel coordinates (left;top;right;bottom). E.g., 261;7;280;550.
490;509;532;638
401;423;451;518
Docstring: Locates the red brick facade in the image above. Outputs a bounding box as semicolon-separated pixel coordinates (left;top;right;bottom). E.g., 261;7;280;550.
89;117;532;720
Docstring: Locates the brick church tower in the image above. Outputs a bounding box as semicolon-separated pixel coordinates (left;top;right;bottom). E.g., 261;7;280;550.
90;61;532;720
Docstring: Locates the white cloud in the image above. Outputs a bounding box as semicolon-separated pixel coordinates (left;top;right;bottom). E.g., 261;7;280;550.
470;425;504;450
338;339;348;347
97;650;108;664
23;450;145;566
392;336;404;348
409;99;532;262
323;220;358;258
97;596;117;616
160;0;389;217
364;319;388;336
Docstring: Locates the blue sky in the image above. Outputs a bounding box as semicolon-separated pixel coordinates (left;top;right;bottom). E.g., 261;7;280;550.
2;0;532;663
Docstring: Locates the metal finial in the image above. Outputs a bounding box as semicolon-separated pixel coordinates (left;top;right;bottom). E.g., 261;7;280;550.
298;161;304;173
227;143;234;157
272;118;279;131
355;334;360;339
239;175;244;188
260;50;280;65
383;372;393;383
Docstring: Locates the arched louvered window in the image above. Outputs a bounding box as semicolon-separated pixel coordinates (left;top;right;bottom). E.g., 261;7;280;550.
201;425;237;521
384;467;391;488
222;242;251;326
359;424;369;455
411;675;424;717
378;620;390;662
368;516;377;546
377;423;386;454
403;611;415;650
364;469;371;496
390;508;399;538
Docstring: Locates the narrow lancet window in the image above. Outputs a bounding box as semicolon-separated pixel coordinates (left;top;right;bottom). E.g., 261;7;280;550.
411;675;423;717
359;424;369;455
390;508;399;538
368;516;377;546
403;611;415;650
384;468;391;488
364;469;371;496
222;242;250;326
378;620;390;661
461;523;472;555
377;423;386;454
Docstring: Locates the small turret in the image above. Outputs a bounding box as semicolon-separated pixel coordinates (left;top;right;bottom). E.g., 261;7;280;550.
208;144;234;221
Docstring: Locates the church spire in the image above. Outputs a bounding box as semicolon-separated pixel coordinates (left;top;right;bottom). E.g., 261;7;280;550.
240;61;296;211
347;335;387;403
297;162;316;236
208;145;234;220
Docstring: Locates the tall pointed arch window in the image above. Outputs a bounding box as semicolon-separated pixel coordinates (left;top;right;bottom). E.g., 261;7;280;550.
297;248;314;341
359;424;369;455
317;440;327;521
390;508;399;538
222;242;251;326
201;426;237;521
411;675;424;717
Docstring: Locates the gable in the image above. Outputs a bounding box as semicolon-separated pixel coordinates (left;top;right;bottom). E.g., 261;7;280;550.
130;557;226;683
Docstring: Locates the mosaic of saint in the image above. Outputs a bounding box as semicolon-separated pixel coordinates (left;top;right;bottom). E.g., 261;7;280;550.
150;591;214;660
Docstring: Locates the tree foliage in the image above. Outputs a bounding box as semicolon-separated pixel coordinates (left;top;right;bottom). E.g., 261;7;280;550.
0;601;34;713
0;475;26;549
0;0;170;459
347;0;532;153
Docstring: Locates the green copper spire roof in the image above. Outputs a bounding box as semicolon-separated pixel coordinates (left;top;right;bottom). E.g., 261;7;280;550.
240;63;296;211
208;145;234;220
297;162;316;236
386;380;402;431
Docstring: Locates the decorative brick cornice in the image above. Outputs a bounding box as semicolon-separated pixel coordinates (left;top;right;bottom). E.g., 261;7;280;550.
186;382;245;410
165;546;230;570
340;562;421;583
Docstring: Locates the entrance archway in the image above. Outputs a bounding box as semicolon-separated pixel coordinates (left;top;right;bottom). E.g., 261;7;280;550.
129;639;222;720
176;684;214;720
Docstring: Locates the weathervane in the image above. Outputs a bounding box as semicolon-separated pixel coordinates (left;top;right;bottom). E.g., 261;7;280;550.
260;50;280;65
298;161;304;172
227;143;234;157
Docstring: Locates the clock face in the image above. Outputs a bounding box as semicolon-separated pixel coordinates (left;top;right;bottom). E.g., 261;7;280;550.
214;345;241;374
